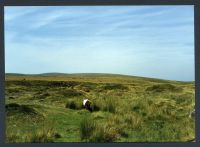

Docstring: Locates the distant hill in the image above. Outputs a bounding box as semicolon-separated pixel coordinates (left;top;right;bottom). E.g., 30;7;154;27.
5;72;194;83
6;72;131;77
6;72;68;77
6;73;26;76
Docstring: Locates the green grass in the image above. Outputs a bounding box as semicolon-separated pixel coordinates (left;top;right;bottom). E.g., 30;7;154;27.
80;117;96;141
5;73;195;142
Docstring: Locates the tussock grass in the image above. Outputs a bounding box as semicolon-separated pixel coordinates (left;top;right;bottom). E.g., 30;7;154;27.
101;97;116;113
80;117;96;141
5;74;195;142
89;125;119;142
25;127;56;143
6;127;60;143
124;113;143;130
79;116;120;142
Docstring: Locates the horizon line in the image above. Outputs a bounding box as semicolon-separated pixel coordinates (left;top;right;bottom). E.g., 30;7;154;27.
5;72;195;82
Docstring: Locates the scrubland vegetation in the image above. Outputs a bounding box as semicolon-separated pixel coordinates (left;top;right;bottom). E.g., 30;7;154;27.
5;73;195;142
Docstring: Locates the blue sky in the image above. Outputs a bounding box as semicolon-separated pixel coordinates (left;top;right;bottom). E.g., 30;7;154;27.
5;6;194;81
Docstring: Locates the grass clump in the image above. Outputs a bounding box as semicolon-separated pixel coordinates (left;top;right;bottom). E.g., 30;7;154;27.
80;116;120;142
124;113;143;130
6;127;60;143
102;98;116;113
25;127;58;143
80;117;96;141
89;126;119;142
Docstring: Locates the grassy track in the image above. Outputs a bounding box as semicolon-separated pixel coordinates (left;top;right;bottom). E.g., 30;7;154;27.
5;73;195;142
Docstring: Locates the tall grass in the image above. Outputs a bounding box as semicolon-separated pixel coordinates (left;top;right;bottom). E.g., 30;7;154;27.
80;116;120;142
6;74;195;142
6;127;60;143
25;127;56;143
89;125;119;142
80;117;96;141
102;98;116;113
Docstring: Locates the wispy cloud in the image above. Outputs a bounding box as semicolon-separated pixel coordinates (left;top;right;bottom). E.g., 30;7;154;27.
5;6;194;81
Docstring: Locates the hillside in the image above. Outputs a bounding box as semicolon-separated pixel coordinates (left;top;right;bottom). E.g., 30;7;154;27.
5;73;195;142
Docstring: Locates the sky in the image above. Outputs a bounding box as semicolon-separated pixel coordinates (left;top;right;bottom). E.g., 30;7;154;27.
5;6;194;81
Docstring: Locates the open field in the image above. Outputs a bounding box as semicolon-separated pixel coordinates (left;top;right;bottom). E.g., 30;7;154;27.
5;73;195;143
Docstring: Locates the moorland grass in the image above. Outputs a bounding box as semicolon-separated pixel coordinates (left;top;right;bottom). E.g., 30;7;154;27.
5;74;195;142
